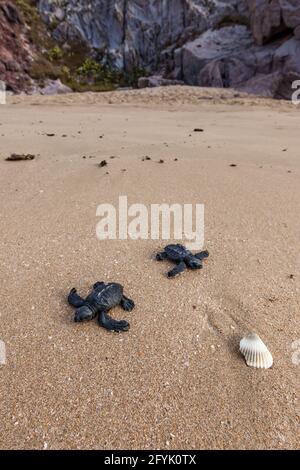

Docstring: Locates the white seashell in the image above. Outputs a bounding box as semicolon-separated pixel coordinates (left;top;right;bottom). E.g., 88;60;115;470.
239;333;273;369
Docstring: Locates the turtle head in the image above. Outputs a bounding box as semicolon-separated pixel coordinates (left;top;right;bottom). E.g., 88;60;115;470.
74;305;94;322
185;255;203;270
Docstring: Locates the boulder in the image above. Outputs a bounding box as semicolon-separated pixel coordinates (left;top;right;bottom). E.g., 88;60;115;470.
138;75;184;88
239;72;283;97
247;0;300;45
179;26;256;88
177;23;300;99
39;79;72;95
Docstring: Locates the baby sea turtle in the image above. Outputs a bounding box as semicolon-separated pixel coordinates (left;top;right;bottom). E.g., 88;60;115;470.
156;244;209;278
68;282;135;332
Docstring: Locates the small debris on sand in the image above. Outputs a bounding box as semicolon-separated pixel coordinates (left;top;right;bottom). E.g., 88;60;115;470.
142;156;151;161
99;160;108;167
158;159;164;164
6;153;35;161
46;133;55;137
174;158;178;161
193;128;204;132
289;274;295;279
230;164;237;167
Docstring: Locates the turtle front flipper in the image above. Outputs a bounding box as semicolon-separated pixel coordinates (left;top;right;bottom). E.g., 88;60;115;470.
68;288;85;307
121;295;135;312
194;250;209;260
98;311;130;332
167;261;186;278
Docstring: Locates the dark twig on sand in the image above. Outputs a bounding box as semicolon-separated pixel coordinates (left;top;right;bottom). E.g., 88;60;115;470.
6;153;35;161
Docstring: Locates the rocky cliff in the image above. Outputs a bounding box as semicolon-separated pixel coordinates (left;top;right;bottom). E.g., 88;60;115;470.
1;0;300;98
0;0;73;93
0;1;32;92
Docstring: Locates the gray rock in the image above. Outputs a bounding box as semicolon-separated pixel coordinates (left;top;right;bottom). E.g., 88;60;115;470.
54;8;65;22
239;72;283;97
138;75;184;88
5;60;21;72
179;26;256;88
38;0;242;71
177;23;300;99
36;0;300;99
247;0;300;45
0;61;6;74
39;79;72;95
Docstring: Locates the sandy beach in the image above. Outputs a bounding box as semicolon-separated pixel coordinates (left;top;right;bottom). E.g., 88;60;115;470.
0;86;299;450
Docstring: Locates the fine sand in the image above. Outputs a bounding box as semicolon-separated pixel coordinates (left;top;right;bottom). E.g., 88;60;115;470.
0;87;299;450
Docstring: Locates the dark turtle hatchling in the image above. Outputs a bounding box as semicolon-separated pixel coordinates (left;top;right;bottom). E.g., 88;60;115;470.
156;244;209;278
68;282;135;332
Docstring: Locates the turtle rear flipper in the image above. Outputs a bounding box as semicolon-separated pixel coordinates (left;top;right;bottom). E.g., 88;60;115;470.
121;295;135;311
98;311;130;332
167;261;186;278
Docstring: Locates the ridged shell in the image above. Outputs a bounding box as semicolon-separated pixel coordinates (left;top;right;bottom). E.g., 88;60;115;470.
239;333;273;369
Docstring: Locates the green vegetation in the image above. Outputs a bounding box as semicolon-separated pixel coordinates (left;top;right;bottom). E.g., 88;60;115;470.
63;59;121;92
30;57;63;84
47;46;64;62
16;0;54;49
49;18;59;32
123;66;148;87
77;58;102;77
15;0;39;21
